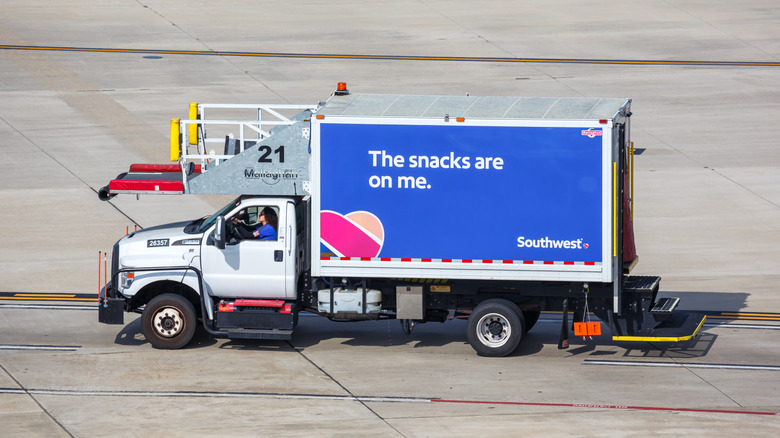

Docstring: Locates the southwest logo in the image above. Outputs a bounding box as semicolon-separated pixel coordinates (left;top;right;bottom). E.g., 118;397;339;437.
517;236;587;250
581;129;603;138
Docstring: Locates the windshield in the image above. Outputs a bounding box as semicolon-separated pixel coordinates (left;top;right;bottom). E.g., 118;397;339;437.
197;196;243;233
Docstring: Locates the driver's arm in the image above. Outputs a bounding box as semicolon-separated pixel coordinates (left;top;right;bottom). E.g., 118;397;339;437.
229;218;255;240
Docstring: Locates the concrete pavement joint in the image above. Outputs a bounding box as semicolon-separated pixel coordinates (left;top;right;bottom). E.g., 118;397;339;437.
707;167;780;209
132;0;289;102
0;115;142;228
289;342;408;437
0;364;74;437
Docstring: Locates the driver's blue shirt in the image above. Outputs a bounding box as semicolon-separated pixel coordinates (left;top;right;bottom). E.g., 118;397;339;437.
252;224;277;240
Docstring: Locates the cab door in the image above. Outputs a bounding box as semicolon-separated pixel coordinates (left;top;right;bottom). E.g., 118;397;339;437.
200;199;295;299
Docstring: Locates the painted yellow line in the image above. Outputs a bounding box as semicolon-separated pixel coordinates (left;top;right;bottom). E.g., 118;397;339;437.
720;312;780;317
2;45;780;67
0;297;98;302
15;294;76;298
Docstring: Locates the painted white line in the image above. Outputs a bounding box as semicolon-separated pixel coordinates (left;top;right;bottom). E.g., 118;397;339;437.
0;345;80;351
0;304;95;311
704;323;780;330
584;360;780;371
0;387;430;403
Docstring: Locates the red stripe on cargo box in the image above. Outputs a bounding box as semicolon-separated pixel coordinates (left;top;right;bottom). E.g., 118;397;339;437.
482;260;493;264
585;262;595;266
523;260;534;264
422;258;432;262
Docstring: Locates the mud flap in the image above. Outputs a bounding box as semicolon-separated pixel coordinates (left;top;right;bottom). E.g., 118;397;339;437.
98;297;125;325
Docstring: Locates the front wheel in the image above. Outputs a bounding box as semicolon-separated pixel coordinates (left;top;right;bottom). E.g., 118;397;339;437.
466;299;526;357
142;294;196;349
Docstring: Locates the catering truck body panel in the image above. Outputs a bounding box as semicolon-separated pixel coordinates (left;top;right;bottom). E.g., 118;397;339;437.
311;116;613;283
97;86;705;356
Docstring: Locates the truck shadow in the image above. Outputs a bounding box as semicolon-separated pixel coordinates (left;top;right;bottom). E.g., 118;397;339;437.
288;317;546;356
113;317;219;349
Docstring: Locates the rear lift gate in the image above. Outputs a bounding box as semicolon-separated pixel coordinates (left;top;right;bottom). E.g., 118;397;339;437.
608;276;706;342
215;299;297;340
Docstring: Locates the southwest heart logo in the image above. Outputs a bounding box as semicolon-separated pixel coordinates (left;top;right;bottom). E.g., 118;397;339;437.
321;211;385;258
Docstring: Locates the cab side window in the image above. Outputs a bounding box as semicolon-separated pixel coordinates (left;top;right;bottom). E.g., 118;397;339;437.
229;206;279;241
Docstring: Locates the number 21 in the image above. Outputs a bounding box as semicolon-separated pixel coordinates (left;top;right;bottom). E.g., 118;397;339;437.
258;145;285;163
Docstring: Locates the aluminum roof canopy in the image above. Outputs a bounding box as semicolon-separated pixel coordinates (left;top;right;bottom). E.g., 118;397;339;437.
318;94;631;121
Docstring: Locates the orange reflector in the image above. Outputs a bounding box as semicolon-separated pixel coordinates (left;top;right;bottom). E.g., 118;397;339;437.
574;322;602;337
316;115;325;119
456;117;466;122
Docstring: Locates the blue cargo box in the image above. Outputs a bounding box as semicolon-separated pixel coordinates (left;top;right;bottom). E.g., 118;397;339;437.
310;95;631;283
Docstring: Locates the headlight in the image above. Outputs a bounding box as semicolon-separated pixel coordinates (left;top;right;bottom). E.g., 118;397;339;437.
120;272;135;289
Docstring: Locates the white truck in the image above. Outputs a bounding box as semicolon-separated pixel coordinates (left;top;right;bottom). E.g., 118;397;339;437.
98;84;705;356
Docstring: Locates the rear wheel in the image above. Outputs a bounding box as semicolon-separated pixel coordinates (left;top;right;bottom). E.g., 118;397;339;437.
466;299;526;357
142;294;196;349
523;309;542;332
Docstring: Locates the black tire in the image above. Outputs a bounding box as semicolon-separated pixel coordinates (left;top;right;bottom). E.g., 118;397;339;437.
466;299;526;357
142;294;196;349
523;309;541;332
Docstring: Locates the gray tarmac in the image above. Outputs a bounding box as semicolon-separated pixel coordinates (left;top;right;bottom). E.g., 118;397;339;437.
1;1;779;436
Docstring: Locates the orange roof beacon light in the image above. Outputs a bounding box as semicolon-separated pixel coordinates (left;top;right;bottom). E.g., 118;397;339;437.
335;82;349;95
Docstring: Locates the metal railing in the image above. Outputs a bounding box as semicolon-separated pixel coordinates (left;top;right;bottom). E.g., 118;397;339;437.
178;103;317;169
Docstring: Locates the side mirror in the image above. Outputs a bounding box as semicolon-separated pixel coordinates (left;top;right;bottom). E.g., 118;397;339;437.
215;216;226;250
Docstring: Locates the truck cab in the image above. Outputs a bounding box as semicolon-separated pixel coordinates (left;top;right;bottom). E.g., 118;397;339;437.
107;196;306;348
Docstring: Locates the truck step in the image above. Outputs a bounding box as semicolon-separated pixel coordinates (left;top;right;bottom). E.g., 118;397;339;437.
623;275;661;293
613;312;706;343
651;297;680;314
224;328;293;341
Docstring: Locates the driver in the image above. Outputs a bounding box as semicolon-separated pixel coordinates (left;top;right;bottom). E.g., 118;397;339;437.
230;207;277;240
